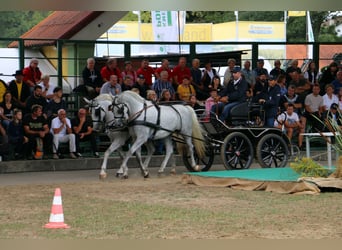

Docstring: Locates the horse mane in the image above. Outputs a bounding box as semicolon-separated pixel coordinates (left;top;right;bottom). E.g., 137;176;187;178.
95;93;114;102
120;90;146;104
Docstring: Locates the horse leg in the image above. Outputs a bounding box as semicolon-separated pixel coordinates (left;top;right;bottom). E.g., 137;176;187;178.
184;137;200;172
119;137;146;179
99;135;127;179
157;138;174;176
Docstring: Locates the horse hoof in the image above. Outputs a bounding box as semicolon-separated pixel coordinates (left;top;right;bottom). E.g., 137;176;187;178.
121;175;128;179
157;171;164;177
194;165;201;172
116;173;123;178
143;173;149;178
99;173;107;180
170;168;176;175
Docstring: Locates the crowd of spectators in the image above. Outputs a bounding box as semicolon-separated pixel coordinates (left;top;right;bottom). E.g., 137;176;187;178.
0;56;341;160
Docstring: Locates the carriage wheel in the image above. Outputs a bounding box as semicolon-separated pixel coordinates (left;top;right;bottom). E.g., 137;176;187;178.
221;132;254;170
256;134;289;168
182;136;215;172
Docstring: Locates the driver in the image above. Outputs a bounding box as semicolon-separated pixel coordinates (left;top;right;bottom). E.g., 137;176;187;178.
210;66;248;124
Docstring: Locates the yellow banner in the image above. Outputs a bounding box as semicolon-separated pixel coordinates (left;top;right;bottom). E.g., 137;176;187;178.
288;11;306;17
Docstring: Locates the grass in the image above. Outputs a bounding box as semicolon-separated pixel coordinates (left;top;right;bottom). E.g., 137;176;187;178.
0;177;342;239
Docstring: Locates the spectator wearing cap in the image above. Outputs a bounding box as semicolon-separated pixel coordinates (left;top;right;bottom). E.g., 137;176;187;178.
100;75;122;96
23;58;42;92
255;74;281;127
176;75;196;102
136;58;155;88
121;61;137;83
327;103;342;130
211;66;248;123
155;59;173;82
152;70;175;101
172;56;192;91
82;57;103;99
8;70;31;110
132;74;149;99
45;86;67;124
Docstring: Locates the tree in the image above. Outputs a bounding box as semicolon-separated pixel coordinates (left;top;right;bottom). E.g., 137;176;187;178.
0;11;51;47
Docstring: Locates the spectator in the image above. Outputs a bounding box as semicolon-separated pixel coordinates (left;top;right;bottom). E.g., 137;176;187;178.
146;89;157;102
100;58;122;83
205;88;220;118
326;103;342;130
7;108;28;159
253;72;268;96
25;85;48;116
23;104;53;160
277;74;288;96
331;70;342;94
304;61;320;86
23;58;42;92
0;91;18;129
189;94;202;112
0;79;8;103
159;89;172;102
322;84;338;112
319;62;338;94
121;61;137;84
270;59;286;80
71;108;99;158
176;75;196;102
132;74;149;99
190;58;207;100
153;70;175;100
302;84;325;133
38;75;56;100
337;88;342;110
223;58;236;86
0;122;8;161
288;71;311;100
100;75;122;96
241;60;255;89
255;74;281;127
172;56;192;91
45;86;67;124
209;75;223;93
82;57;103;99
201;60;219;94
211;66;248;123
279;84;304;114
253;59;269;81
8;70;31;110
121;75;134;92
285;59;302;84
50;109;77;159
155;59;173;82
136;58;155;88
275;103;304;146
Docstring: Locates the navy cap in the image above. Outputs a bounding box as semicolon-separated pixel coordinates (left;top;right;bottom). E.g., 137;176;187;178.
137;74;145;79
232;66;241;73
268;74;277;81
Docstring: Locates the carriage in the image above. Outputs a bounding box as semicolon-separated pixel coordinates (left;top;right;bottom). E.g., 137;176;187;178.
182;101;290;172
87;92;290;178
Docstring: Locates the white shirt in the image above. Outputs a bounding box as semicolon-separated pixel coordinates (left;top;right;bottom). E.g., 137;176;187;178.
323;93;339;110
38;82;56;98
50;116;71;136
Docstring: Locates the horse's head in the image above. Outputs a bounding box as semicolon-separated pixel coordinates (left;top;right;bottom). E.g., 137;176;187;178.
112;96;129;128
84;97;108;132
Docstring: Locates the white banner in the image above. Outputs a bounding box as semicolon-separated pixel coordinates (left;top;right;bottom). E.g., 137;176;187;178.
151;11;185;53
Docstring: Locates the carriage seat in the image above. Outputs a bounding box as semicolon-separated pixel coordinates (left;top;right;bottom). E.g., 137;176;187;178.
229;101;264;127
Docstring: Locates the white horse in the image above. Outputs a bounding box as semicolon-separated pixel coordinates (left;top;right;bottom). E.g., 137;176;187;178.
84;94;159;179
112;91;205;178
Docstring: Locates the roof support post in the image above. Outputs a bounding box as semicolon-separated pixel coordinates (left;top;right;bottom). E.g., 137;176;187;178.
57;40;63;87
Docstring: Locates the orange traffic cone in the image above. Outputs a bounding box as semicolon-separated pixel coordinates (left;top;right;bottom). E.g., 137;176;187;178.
44;188;70;229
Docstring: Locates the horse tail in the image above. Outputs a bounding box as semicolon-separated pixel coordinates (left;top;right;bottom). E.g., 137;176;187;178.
190;108;206;159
